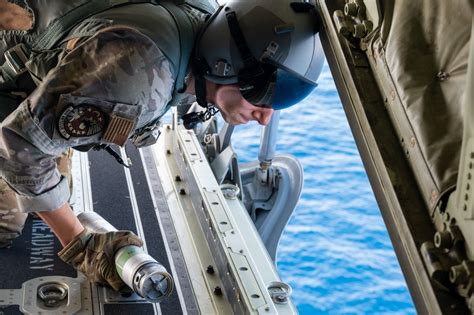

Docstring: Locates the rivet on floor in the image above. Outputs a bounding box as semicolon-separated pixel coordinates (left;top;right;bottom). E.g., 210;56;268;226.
206;265;215;275
213;286;223;296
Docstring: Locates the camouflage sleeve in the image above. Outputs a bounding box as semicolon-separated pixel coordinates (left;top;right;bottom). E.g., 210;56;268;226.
0;27;175;213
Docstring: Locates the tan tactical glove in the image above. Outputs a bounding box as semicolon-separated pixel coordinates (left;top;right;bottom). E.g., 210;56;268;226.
58;229;143;291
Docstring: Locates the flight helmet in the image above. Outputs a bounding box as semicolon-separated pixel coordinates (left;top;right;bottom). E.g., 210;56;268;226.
193;0;324;110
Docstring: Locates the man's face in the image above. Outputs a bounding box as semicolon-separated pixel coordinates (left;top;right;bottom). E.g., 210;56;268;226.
210;83;273;126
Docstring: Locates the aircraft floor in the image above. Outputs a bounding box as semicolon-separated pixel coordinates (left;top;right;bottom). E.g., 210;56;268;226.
0;144;191;314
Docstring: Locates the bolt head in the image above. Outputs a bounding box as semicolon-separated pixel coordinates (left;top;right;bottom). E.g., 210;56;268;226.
434;231;452;249
214;286;223;296
362;20;374;33
344;2;359;16
206;265;215;274
353;23;366;38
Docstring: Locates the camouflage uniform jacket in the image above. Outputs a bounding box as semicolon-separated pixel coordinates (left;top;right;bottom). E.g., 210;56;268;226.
0;3;206;213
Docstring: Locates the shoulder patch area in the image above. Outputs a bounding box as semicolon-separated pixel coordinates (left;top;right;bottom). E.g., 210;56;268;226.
57;105;106;140
54;94;140;147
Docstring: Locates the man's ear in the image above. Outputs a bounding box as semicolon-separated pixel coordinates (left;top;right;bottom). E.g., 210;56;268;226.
0;0;33;31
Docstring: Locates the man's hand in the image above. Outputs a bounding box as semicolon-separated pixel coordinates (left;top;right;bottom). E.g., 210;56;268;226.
58;229;143;291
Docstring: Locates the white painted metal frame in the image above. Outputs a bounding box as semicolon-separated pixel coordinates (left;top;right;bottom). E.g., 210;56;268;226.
152;124;297;314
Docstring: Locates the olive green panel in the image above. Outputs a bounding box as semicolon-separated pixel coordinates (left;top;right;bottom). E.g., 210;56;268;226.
367;0;471;209
316;0;473;312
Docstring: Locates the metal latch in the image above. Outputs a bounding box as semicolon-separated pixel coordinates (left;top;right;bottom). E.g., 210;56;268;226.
132;122;162;148
333;0;374;40
267;281;292;304
214;60;232;76
4;43;30;76
37;282;68;308
220;183;240;200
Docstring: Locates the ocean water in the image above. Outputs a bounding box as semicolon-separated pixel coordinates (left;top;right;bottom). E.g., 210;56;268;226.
230;63;416;314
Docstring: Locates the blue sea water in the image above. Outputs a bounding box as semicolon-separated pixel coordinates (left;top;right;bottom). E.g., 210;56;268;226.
230;63;416;314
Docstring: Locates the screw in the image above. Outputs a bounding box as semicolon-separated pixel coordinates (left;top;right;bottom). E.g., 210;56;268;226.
276;295;287;303
362;20;373;34
175;175;182;182
437;71;449;81
166;149;171;155
206;265;215;275
179;188;186;195
344;2;358;16
450;264;469;285
353;23;366;38
434;231;452;249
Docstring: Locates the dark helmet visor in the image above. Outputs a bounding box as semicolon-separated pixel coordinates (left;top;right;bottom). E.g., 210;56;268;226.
240;68;316;110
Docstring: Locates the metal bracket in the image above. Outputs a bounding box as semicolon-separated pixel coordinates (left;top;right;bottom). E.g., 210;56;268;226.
332;0;374;41
218;122;235;153
4;43;30;76
169;125;297;314
455;138;474;220
0;276;87;315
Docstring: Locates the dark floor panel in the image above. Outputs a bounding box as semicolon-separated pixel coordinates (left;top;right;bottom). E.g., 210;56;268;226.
104;303;154;315
0;305;22;314
88;149;137;234
0;217;75;288
88;147;186;313
126;145;183;315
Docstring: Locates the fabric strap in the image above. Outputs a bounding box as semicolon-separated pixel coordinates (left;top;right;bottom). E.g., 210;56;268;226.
160;1;194;94
0;0;160;86
1;0;200;94
32;0;160;51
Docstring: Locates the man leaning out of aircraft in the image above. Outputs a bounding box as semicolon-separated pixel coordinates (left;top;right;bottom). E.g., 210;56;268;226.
0;0;321;290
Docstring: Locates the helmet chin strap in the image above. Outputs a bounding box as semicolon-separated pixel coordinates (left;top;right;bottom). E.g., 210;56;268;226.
225;10;266;91
181;61;219;129
194;65;208;108
181;6;225;130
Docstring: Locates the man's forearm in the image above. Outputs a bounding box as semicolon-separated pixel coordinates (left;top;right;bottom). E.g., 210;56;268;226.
36;202;85;246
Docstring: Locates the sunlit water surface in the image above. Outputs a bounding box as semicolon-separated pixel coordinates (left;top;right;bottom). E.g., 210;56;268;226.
230;63;416;314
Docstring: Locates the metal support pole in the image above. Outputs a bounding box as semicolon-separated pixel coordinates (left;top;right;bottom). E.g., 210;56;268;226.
218;122;235;152
258;111;281;169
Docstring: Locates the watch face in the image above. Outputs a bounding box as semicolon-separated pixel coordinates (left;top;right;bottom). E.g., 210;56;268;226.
58;105;106;139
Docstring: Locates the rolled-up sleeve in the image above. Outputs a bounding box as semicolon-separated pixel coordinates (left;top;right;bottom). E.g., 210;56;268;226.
0;26;174;212
0;100;69;212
